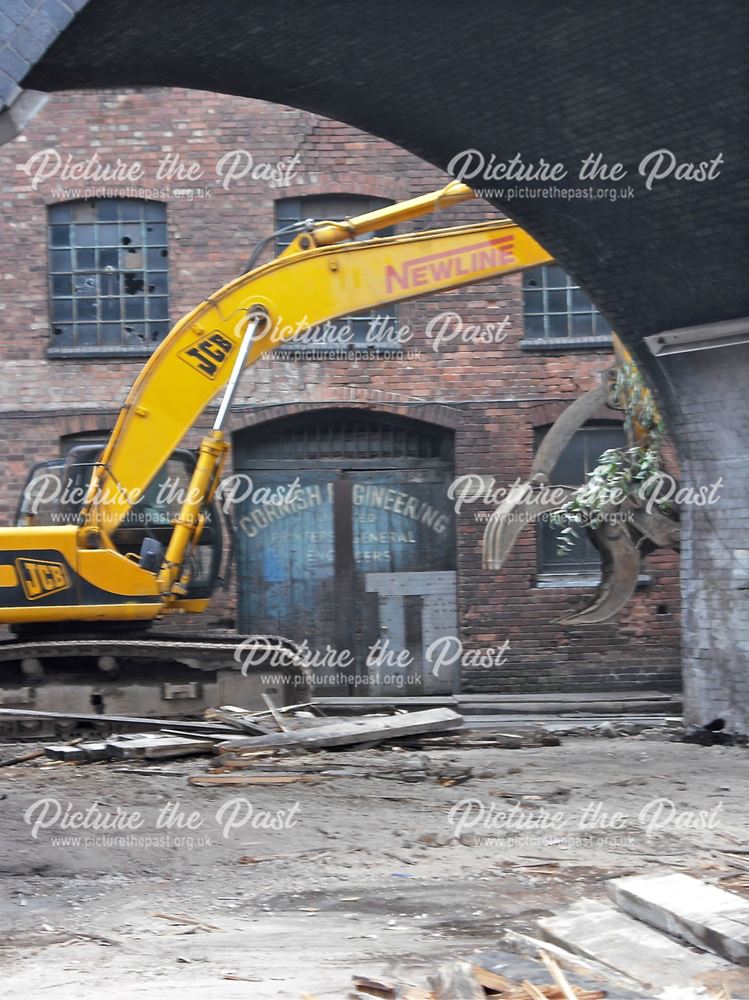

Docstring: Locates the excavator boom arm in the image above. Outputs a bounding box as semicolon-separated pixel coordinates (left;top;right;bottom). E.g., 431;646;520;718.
85;189;552;534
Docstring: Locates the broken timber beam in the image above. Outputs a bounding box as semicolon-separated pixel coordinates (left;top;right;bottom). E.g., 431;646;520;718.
215;707;463;754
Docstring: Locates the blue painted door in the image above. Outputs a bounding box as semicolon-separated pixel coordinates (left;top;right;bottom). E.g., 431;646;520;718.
234;413;456;694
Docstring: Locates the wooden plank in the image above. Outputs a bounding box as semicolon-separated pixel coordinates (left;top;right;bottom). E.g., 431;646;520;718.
608;872;749;966
106;734;216;760
313;696;456;707
203;706;271;735
44;741;109;762
470;964;523;992
471;946;625;998
188;773;320;786
538;898;730;989
538;951;576;1000
0;747;47;767
520;981;547;1000
215;707;463;753
261;692;292;732
351;973;396;998
311;690;675;707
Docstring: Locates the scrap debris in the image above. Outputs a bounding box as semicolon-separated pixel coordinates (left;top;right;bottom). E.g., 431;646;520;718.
347;870;749;999
351;949;611;999
0;700;563;777
2;689;686;771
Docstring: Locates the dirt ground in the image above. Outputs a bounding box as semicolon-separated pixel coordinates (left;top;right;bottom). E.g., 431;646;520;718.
0;734;747;999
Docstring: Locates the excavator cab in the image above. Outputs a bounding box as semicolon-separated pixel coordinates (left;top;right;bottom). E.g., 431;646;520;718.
14;446;224;602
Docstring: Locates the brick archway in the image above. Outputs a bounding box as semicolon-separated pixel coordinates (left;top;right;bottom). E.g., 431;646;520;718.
226;389;466;437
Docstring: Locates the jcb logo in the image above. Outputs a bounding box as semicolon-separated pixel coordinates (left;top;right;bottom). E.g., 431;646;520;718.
178;331;235;380
16;558;71;601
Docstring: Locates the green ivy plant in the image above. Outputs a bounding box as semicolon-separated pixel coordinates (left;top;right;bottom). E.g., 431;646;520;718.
549;358;670;555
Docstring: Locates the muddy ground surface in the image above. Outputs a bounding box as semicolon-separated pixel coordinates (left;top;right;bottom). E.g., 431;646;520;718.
0;735;747;999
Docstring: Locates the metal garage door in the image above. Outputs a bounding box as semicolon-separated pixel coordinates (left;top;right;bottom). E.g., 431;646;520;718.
233;411;457;695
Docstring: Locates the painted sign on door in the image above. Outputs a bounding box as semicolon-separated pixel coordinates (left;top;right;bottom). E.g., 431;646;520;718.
234;412;457;694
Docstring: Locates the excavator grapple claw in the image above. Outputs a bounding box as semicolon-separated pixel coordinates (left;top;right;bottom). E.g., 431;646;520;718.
555;516;642;625
482;383;610;572
482;483;576;570
481;349;679;624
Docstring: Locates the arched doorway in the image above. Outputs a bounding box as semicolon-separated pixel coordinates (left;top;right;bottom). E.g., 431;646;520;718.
233;409;457;695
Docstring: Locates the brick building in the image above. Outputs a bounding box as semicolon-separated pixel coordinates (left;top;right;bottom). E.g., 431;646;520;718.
0;86;681;695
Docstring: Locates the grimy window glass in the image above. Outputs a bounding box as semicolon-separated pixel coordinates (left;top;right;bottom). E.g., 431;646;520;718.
274;194;396;348
537;424;625;573
48;199;169;353
523;264;612;341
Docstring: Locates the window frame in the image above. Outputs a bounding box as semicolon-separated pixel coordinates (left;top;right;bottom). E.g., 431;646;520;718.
535;422;627;581
47;198;170;359
521;264;613;351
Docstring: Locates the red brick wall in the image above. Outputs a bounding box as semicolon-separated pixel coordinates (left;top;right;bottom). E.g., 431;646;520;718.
0;86;681;691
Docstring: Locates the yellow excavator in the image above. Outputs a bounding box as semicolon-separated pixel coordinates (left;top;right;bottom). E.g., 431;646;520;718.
2;181;553;629
0;181;677;729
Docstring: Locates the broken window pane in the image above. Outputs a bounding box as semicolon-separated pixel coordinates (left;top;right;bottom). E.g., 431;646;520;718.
122;323;147;345
122;247;144;269
146;247;168;269
71;202;96;222
52;324;74;346
119;223;141;246
73;274;97;295
124;272;145;296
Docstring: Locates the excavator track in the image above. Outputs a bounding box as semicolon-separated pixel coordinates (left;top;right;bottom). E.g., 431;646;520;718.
0;631;310;741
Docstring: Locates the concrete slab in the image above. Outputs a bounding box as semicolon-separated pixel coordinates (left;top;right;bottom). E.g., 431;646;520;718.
537;898;729;990
609;872;749;966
